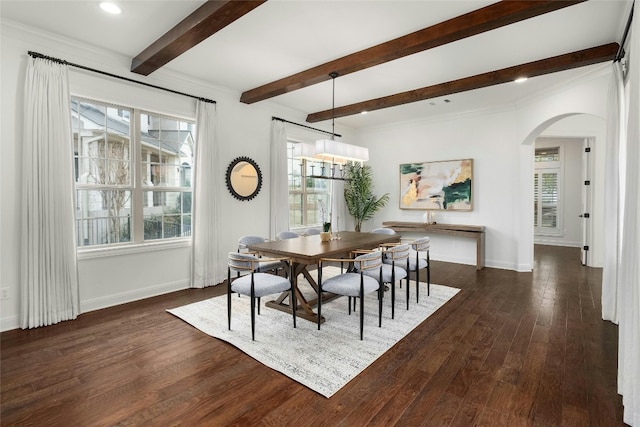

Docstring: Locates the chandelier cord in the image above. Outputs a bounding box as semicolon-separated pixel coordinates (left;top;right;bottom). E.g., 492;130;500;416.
330;72;338;140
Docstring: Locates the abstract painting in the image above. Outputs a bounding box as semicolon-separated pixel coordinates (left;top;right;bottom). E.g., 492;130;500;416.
399;159;473;210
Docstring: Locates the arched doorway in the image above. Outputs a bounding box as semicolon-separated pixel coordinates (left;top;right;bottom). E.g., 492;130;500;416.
523;113;605;268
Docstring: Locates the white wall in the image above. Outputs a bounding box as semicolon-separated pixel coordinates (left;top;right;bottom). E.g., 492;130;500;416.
355;69;611;272
0;21;353;331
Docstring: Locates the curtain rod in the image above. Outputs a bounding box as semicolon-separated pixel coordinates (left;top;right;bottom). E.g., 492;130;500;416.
272;116;341;138
27;51;216;104
615;1;634;62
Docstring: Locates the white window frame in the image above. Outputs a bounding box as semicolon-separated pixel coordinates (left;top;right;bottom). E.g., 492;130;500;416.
72;96;195;251
287;140;332;231
534;145;564;237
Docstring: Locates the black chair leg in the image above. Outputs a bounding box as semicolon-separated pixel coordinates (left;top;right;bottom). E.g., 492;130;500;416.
416;262;420;303
391;281;395;319
257;297;261;315
227;289;232;330
227;270;232;330
359;290;364;340
317;290;322;331
406;276;410;310
378;287;383;327
250;296;256;341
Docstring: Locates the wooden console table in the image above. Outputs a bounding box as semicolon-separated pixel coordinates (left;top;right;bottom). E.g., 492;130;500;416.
382;221;486;270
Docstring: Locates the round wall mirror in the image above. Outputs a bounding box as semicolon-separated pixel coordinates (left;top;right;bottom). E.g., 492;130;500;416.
225;156;262;201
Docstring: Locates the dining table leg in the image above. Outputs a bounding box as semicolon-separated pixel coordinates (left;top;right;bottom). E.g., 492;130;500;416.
265;262;340;323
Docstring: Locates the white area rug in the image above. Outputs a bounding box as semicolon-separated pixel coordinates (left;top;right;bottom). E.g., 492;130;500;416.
168;268;460;398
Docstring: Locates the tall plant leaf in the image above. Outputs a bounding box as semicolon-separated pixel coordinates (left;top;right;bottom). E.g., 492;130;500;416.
344;163;389;231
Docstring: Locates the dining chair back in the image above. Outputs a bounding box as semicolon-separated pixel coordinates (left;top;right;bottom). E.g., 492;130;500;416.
237;235;285;275
409;236;431;299
317;251;383;340
227;252;296;340
276;231;299;240
371;227;396;235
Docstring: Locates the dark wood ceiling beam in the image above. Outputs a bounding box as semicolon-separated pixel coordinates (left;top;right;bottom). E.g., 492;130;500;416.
306;43;619;123
131;0;267;76
240;0;586;104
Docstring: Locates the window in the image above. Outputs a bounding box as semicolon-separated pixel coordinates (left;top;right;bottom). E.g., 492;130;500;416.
534;146;562;236
72;98;194;247
287;142;331;229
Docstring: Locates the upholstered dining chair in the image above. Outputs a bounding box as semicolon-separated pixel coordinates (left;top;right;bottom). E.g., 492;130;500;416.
317;251;384;340
305;228;321;235
237;235;286;275
357;244;410;319
276;231;299;240
227;252;296;340
370;227;396;235
409;236;431;299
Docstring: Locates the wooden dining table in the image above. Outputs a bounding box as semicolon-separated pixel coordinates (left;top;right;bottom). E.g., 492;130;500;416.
247;231;400;323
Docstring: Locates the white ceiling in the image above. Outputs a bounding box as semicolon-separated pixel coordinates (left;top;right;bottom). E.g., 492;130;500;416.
0;0;632;130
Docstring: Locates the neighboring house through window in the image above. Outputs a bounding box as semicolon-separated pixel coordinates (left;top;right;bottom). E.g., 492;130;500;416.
72;97;194;247
287;141;332;229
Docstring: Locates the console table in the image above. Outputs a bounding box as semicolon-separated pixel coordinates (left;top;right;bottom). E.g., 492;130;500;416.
382;221;485;270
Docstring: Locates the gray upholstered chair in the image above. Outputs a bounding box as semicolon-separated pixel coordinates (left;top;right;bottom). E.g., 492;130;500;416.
305;228;321;235
357;244;410;319
227;252;295;340
237;235;285;275
371;227;396;235
408;236;431;299
317;251;383;340
277;231;299;240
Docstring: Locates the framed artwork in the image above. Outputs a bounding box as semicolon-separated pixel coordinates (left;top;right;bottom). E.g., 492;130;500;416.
399;159;473;210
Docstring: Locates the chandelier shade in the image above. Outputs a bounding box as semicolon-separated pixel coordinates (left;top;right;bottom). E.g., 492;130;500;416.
292;141;316;160
315;139;369;164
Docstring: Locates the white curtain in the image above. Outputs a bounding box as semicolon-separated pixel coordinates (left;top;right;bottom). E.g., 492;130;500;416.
191;100;223;288
602;61;625;323
617;4;640;424
269;120;289;239
331;179;346;233
21;56;79;328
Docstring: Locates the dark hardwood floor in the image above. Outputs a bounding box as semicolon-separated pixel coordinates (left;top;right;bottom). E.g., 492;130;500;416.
1;245;625;426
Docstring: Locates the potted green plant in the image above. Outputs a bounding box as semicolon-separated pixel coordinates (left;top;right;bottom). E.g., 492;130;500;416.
344;163;390;232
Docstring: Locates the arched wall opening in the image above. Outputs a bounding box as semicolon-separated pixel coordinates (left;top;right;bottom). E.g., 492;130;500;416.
519;112;606;269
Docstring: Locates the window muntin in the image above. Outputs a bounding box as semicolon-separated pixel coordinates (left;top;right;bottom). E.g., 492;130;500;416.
287;142;331;229
72;98;194;248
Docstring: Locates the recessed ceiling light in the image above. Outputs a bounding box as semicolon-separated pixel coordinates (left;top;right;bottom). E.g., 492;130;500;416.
99;2;122;14
360;111;368;115
514;77;528;83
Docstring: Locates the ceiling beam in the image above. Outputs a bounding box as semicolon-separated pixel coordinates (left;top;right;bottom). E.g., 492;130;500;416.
306;43;619;123
240;0;585;104
131;0;267;76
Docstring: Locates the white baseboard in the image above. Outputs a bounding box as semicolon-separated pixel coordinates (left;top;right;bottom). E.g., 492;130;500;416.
1;280;191;332
534;239;581;248
80;280;190;314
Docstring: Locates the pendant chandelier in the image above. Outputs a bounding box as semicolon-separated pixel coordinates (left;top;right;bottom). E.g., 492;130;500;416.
314;72;369;164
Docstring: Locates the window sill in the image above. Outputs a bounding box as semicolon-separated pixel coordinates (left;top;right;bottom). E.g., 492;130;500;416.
77;239;191;260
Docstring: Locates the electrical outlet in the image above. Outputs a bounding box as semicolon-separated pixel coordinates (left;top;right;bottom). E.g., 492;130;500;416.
0;288;9;300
